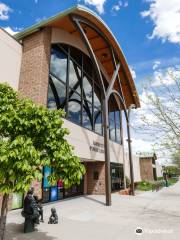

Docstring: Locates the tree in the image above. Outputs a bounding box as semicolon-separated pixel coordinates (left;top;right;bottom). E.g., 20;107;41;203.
135;69;180;163
0;83;85;239
164;165;180;177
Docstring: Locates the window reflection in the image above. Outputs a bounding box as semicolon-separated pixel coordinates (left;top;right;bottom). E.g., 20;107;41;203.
116;125;121;143
82;101;92;130
68;99;81;124
69;60;81;89
50;48;67;83
47;84;57;110
48;44;121;144
94;108;102;135
50;75;66;105
109;118;116;142
94;86;101;108
83;75;92;103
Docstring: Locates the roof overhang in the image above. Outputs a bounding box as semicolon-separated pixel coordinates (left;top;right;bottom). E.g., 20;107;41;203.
15;5;140;109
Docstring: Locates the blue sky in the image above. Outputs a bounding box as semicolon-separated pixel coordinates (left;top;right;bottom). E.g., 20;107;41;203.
0;0;179;86
0;0;180;160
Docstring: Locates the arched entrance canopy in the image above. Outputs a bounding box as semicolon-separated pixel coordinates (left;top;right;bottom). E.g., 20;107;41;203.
15;5;140;109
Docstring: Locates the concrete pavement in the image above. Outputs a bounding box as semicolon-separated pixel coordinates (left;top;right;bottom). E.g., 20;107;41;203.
6;180;180;240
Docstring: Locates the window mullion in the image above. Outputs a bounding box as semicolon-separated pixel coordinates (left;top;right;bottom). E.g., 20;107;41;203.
92;71;95;130
81;54;83;126
65;46;70;118
114;111;117;143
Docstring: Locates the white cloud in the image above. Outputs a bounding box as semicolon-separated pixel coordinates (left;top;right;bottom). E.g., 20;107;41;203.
3;26;19;35
152;60;161;70
141;0;180;44
131;138;154;153
0;2;12;20
112;1;128;13
152;66;180;86
130;66;136;79
80;0;107;14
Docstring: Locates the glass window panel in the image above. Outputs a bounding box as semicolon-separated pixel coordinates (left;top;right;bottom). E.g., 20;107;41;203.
69;60;81;89
50;48;67;83
116;125;121;143
115;111;120;125
70;46;82;66
109;111;115;141
94;108;102;135
82;101;92;130
68;101;81;125
69;85;81;95
94;86;101;108
69;90;81;102
60;44;68;53
109;119;116;142
83;75;92;103
83;54;92;77
51;75;66;106
109;111;115;121
47;84;57;110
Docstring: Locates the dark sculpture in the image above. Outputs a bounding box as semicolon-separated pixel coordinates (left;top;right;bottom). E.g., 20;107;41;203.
48;208;58;224
21;188;40;233
34;195;44;222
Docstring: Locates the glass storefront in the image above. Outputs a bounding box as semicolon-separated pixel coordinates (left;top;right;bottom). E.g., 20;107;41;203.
111;163;124;192
42;166;84;203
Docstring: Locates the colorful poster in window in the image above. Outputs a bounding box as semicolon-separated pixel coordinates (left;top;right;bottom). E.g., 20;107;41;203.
57;179;63;188
50;187;58;202
12;193;23;209
43;166;51;188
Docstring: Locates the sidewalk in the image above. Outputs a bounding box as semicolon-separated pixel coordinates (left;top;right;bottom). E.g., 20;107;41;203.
6;180;180;240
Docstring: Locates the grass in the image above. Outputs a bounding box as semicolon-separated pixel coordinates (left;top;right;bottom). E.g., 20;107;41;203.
136;177;179;191
136;181;153;191
168;177;178;186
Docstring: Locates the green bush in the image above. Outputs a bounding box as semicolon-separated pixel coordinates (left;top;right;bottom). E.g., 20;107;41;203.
136;181;153;191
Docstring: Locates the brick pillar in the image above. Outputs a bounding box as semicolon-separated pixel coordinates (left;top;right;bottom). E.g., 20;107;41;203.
86;162;106;195
18;27;52;106
83;163;88;194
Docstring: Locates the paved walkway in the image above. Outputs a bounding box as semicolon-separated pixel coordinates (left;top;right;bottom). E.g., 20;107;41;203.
6;180;180;240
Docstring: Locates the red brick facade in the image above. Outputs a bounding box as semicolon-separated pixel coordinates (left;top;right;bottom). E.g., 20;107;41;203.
139;157;154;181
86;162;106;195
18;27;52;106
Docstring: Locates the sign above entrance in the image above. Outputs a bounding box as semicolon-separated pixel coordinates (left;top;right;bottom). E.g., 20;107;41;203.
90;141;104;154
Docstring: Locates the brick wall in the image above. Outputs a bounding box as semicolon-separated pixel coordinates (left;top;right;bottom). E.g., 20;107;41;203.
86;162;105;195
18;27;52;106
139;158;154;181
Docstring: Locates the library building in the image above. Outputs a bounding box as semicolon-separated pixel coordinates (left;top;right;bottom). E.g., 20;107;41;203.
0;5;140;209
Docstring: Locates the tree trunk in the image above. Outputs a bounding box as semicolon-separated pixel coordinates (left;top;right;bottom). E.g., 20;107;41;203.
0;194;9;240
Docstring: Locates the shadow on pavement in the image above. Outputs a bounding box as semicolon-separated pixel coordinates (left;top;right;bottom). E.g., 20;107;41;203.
84;196;105;206
6;223;59;240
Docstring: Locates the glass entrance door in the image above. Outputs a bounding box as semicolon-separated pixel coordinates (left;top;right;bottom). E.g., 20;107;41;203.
111;163;124;192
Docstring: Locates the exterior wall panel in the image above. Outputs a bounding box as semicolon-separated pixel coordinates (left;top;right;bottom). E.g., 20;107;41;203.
124;153;141;183
63;118;123;163
0;28;22;90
